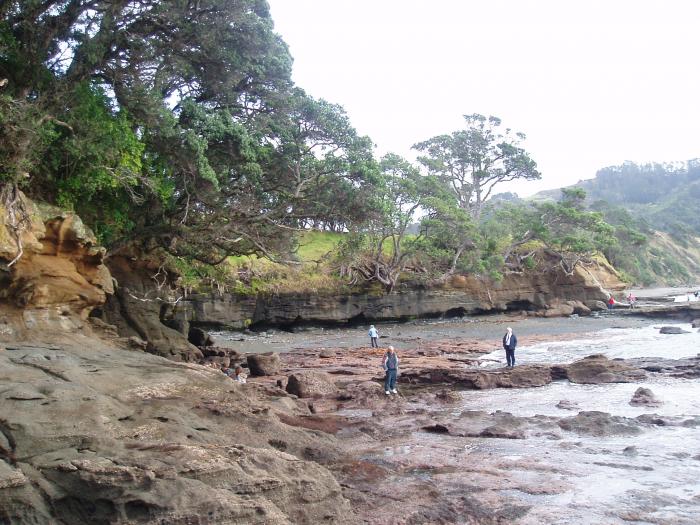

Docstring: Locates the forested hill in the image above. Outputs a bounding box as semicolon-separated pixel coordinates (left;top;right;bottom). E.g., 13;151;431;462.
533;161;700;285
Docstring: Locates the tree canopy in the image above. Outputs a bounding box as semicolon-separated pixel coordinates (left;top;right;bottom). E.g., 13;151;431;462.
0;2;625;290
413;114;540;220
1;0;376;262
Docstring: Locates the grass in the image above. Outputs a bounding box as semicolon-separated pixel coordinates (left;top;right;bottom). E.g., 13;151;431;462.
180;230;348;295
295;230;343;261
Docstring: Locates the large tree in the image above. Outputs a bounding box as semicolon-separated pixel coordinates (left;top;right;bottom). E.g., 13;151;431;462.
338;153;434;291
0;0;377;264
498;188;615;275
413;114;540;220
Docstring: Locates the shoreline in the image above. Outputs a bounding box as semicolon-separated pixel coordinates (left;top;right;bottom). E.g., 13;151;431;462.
240;314;700;524
214;312;660;355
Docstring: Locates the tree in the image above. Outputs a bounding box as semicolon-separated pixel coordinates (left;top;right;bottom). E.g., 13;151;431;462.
498;188;615;275
418;194;476;275
413;114;540;221
153;89;379;265
1;0;380;267
338;154;434;291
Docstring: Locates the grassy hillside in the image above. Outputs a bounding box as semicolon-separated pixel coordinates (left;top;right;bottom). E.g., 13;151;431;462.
175;231;349;295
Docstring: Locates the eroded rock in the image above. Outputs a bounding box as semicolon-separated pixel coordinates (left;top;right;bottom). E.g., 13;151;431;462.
558;411;643;436
247;352;281;376
565;354;645;384
187;326;213;347
286;371;339;398
402;364;553;389
0;339;353;524
0;194;113;337
659;326;690;335
629;387;662;407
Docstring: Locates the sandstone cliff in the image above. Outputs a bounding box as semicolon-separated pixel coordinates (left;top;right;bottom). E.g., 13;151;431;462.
0;193;112;340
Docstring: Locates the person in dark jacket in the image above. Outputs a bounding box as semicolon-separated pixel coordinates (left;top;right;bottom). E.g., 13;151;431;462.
502;327;517;367
382;346;399;394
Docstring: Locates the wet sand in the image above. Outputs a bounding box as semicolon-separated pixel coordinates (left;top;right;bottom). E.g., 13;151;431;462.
214;312;655;355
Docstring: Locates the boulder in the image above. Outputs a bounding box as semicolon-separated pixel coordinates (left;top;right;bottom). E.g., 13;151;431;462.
542;302;575;317
336;380;386;407
565;354;645;384
188;326;213;347
556;400;580;411
659;326;690;334
319;349;336;358
692;319;700;328
568;300;592;315
558;411;643;436
286;371;339;398
479;425;526;439
629;387;662;407
247;352;281;376
623;445;639;456
401;364;553;389
585;300;609;311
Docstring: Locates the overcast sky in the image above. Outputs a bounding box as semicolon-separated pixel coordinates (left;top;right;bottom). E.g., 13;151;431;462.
267;0;700;196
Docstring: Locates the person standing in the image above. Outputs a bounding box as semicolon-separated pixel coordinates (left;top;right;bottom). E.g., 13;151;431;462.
368;325;379;348
502;327;517;368
382;346;399;394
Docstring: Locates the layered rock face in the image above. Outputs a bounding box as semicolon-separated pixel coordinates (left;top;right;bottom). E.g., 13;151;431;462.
0;337;353;524
183;258;625;329
0;194;113;339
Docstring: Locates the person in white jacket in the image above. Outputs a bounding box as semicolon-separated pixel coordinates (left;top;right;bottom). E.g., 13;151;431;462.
368;325;379;348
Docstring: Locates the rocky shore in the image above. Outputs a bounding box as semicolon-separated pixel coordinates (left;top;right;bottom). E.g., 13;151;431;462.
2;198;700;523
256;325;700;524
3;313;700;523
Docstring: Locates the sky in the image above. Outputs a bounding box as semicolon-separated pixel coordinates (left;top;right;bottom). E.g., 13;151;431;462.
266;0;700;197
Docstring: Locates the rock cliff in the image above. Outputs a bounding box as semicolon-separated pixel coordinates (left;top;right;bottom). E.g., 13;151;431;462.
178;256;625;330
0;193;626;349
102;247;202;361
0;193;112;340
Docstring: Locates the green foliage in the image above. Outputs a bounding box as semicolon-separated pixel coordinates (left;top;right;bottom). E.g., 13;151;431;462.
413;114;540;220
531;160;700;285
1;0;632;293
47;84;145;237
